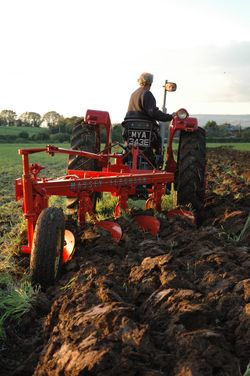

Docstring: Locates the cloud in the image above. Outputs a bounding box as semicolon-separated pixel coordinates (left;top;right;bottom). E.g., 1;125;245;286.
178;41;250;104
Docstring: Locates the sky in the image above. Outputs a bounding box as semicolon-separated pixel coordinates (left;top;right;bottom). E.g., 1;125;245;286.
0;0;250;123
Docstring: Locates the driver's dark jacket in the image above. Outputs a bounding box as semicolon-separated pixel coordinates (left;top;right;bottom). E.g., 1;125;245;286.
124;87;173;123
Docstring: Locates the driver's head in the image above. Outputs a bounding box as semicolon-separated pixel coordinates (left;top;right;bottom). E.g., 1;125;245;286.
138;72;153;87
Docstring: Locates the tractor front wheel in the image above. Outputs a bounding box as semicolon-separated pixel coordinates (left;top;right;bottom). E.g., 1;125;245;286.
30;207;65;289
175;127;206;223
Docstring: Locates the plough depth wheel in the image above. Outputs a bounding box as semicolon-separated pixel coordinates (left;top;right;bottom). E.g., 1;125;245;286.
30;207;65;289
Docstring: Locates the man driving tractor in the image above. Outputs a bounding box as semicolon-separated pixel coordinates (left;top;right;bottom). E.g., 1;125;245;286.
123;72;175;155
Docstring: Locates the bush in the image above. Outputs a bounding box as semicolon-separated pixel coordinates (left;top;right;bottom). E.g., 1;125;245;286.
0;134;17;142
30;132;50;141
112;124;123;143
50;132;70;143
18;131;29;139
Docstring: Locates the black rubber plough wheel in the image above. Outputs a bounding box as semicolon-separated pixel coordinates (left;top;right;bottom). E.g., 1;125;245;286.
30;207;65;289
175;127;206;222
66;121;100;216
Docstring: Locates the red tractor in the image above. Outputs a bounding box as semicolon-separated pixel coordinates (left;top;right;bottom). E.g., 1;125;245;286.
16;82;206;288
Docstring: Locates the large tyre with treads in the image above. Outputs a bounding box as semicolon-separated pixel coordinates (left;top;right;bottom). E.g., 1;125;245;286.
30;207;65;289
66;121;100;216
175;127;206;222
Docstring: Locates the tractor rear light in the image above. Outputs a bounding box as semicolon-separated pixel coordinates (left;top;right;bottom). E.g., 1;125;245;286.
177;108;189;120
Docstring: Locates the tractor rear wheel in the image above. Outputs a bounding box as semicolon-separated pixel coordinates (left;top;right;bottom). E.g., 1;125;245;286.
66;121;100;216
175;127;206;222
30;207;65;289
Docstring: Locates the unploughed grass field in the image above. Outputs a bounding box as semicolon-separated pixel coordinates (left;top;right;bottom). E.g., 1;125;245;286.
0;143;68;205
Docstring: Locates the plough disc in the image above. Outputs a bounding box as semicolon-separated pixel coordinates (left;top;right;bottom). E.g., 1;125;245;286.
133;215;160;236
95;221;123;242
167;208;195;223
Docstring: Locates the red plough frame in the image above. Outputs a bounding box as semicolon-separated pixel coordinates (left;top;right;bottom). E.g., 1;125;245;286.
16;109;198;257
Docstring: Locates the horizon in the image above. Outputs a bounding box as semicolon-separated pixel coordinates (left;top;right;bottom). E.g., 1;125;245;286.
1;110;250;128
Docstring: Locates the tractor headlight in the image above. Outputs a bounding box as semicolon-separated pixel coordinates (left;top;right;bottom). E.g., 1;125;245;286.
177;108;189;120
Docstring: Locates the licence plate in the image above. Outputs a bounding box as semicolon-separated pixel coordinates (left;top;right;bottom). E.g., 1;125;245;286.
128;130;151;147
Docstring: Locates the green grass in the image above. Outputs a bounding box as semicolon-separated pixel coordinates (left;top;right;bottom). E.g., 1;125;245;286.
170;141;250;152
205;142;250;151
0;126;48;136
0;274;39;338
0;143;69;204
237;213;250;242
0;142;69;167
0;126;49;137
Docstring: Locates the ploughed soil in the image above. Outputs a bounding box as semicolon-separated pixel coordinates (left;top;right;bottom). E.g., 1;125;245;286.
1;148;250;376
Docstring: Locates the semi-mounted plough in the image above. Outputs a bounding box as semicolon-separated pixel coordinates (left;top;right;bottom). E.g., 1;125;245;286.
15;82;206;288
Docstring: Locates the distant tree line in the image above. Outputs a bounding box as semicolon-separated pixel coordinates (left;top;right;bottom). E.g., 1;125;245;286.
2;109;248;143
0;109;81;131
0;109;123;143
204;120;250;142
